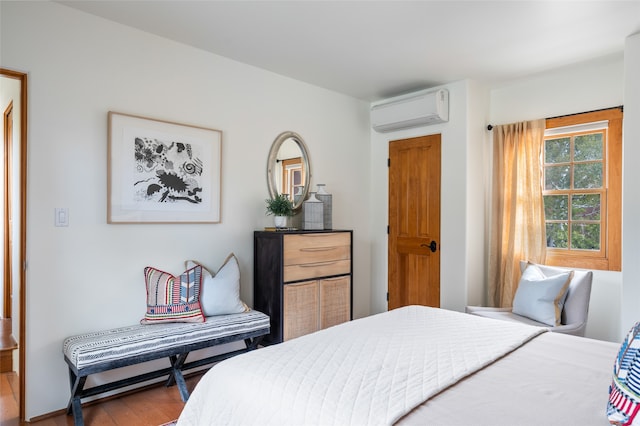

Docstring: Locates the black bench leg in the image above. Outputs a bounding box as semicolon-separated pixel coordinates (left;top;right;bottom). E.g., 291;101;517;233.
166;353;190;402
71;396;84;426
245;336;263;351
66;368;86;426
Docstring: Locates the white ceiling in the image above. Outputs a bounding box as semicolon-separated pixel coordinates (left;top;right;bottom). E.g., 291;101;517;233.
58;1;640;102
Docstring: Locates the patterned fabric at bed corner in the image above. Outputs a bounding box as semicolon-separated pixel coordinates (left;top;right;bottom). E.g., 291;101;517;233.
63;310;270;370
141;264;205;324
608;321;640;425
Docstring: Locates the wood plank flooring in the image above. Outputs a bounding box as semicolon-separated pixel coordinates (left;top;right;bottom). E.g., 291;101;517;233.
1;372;20;425
0;371;204;426
0;319;18;373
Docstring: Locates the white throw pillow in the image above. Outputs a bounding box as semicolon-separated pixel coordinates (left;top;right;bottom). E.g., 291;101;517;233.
512;264;573;326
186;253;249;316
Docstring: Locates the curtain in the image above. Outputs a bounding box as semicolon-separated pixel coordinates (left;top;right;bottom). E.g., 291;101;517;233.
488;119;547;307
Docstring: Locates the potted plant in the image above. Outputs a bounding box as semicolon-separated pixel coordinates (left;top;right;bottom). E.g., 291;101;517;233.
265;194;294;228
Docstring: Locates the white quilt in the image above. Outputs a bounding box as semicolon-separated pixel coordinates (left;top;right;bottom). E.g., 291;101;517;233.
177;306;546;426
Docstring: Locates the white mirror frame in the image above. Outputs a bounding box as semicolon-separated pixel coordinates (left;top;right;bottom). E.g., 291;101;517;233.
267;131;311;210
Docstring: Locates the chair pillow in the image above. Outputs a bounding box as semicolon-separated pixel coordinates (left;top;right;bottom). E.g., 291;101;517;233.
519;261;593;326
186;253;249;316
608;321;640;425
141;264;205;324
512;264;573;326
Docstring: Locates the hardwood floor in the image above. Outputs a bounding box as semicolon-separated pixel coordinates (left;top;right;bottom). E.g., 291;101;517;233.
1;319;18;373
0;371;204;426
1;371;19;425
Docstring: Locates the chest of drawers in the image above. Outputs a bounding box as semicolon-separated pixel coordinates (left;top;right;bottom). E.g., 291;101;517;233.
254;230;352;345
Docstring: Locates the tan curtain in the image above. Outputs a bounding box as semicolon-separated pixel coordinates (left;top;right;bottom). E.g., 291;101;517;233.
489;119;547;307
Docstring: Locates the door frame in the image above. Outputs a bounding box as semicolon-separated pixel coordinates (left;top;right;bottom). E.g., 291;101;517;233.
1;68;28;423
3;100;13;319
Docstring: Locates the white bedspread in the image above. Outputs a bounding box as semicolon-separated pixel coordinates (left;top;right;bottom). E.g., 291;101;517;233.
177;306;546;426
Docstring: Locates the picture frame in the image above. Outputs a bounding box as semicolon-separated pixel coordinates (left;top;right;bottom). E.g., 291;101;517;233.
108;111;222;223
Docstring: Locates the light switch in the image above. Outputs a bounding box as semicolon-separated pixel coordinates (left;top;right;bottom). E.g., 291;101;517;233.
55;208;69;227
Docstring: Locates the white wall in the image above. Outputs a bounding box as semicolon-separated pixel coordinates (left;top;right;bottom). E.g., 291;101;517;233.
1;1;371;419
466;80;491;307
622;32;640;340
491;53;625;123
489;54;626;342
369;80;488;315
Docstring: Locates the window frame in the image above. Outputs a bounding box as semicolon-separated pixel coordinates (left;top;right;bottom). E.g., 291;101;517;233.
543;107;622;271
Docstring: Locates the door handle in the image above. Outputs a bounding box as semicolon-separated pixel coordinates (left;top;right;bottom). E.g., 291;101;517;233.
420;241;437;252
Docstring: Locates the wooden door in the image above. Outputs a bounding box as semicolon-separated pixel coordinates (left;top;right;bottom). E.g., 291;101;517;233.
388;134;441;309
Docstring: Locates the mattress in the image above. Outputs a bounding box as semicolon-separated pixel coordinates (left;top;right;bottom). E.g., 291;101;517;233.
177;306;565;426
399;330;618;425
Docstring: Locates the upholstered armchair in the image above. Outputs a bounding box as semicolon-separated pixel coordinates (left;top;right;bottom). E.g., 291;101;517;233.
466;261;593;337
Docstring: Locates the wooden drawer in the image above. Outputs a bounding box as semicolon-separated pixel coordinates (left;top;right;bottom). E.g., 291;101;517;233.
284;259;350;283
284;233;350;265
283;233;351;282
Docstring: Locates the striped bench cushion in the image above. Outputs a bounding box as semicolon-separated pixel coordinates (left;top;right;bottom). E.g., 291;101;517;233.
63;310;270;370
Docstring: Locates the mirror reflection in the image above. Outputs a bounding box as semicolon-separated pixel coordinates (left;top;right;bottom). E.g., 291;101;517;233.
277;138;305;199
267;131;311;210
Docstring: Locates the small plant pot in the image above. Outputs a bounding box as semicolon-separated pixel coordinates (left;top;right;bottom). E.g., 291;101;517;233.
274;215;287;228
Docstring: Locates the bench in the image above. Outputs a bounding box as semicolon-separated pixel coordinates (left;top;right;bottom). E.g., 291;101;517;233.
62;310;270;426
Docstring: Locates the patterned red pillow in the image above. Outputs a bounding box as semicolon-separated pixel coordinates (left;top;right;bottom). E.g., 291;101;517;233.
608;322;640;425
140;265;205;324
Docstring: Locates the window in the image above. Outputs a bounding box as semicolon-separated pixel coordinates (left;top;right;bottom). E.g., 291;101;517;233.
543;107;622;271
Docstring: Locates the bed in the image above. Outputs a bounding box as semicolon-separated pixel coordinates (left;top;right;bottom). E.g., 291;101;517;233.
177;305;619;426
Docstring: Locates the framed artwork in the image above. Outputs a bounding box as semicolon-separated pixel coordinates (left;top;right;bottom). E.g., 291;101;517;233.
108;112;222;223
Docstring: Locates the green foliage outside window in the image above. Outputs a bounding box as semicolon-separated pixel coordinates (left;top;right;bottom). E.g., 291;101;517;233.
543;131;604;252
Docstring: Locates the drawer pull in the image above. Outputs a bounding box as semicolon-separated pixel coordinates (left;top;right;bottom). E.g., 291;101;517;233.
300;246;339;252
299;261;338;268
323;276;346;282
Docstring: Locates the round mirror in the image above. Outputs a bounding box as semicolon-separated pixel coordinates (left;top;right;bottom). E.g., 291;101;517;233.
267;131;311;210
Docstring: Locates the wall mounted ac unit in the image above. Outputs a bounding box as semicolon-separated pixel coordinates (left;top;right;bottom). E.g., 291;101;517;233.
371;89;449;133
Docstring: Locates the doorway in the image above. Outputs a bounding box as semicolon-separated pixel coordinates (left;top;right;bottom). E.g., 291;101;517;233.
0;68;28;424
388;134;441;310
